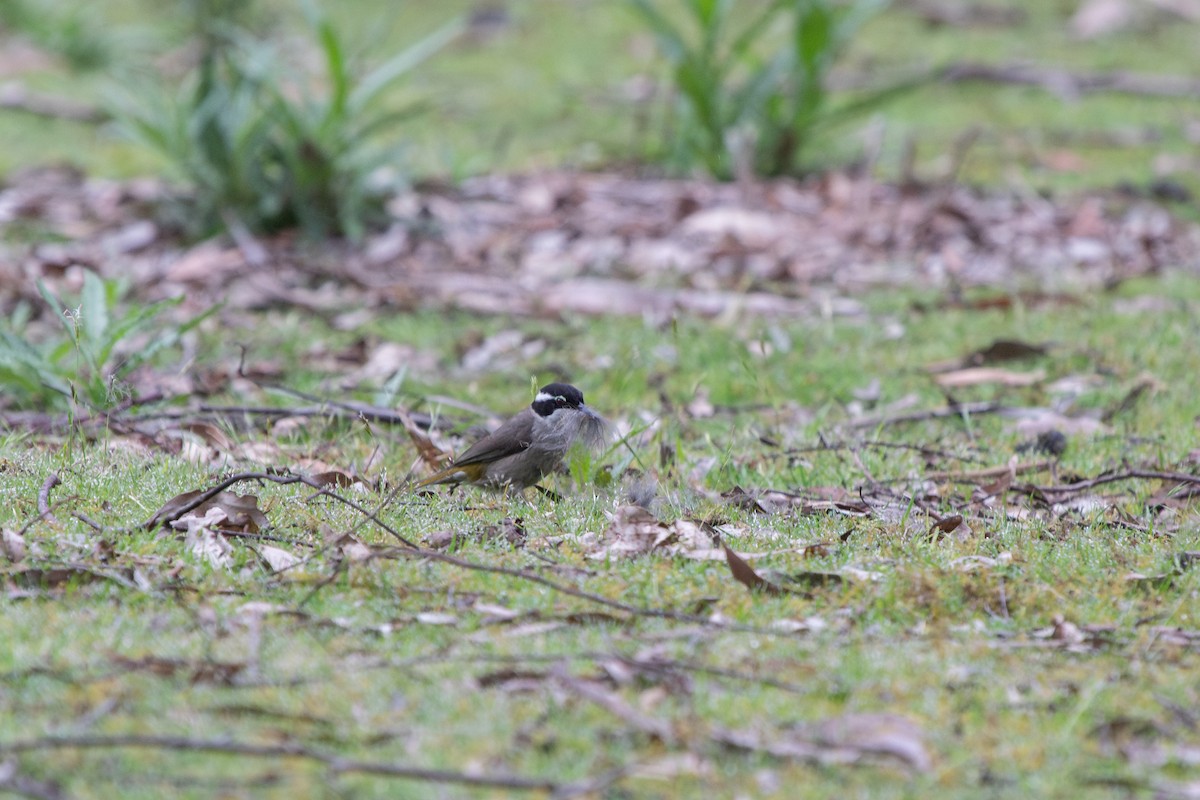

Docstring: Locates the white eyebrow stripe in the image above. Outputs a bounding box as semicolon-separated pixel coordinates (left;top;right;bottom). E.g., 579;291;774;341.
534;392;553;402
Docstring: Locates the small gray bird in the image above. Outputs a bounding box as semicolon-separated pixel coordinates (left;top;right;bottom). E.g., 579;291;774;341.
415;383;608;494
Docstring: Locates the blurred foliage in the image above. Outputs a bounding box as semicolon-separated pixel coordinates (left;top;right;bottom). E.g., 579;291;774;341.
630;0;921;177
111;1;462;240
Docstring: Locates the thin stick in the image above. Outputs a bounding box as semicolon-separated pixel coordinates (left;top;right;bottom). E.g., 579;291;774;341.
37;473;62;525
1017;468;1200;501
0;734;559;793
926;459;1052;482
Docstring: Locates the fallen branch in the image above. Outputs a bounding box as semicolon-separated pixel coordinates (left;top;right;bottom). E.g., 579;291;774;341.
0;734;561;793
1017;469;1200;503
940;61;1200;99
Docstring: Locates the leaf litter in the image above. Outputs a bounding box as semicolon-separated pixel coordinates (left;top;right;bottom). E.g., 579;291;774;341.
3;167;1199;333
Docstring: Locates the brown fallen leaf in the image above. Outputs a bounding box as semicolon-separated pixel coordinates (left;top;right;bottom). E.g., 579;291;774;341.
305;469;360;489
974;340;1051;362
927;338;1049;373
722;544;794;597
396;407;447;471
184;421;236;452
723;543;873;596
148;489;269;532
928;514;964;539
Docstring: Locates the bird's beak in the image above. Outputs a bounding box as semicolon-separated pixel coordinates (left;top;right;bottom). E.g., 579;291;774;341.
579;404;602;420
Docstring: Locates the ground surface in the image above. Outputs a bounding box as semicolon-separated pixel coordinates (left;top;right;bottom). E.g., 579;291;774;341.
2;1;1200;798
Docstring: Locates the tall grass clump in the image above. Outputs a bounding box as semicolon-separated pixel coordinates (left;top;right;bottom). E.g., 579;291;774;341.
630;0;913;178
114;2;462;240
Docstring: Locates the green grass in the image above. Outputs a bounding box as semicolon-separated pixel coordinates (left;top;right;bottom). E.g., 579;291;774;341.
2;282;1198;798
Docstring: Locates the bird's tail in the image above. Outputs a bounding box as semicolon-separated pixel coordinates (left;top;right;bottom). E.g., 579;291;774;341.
413;465;466;489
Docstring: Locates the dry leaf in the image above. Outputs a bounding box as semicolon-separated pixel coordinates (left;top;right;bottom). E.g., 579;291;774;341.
173;509;234;568
928;514;964;539
148;489;268;531
1070;0;1133;39
586;506;713;559
258;545;300;572
1;528;27;562
722;544;794;596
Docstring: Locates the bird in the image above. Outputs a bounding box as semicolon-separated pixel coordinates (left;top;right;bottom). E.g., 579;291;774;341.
414;383;608;494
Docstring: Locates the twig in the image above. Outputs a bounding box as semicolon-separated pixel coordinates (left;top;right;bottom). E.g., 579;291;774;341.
850;401;1006;429
71;512;105;533
0;734;560;793
0;81;107;123
36;473;62;526
848;447;877;486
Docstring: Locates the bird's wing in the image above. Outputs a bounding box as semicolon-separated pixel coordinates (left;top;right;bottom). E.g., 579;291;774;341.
450;408;535;467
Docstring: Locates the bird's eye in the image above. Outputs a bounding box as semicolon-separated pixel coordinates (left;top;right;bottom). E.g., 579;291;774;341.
555;395;567;405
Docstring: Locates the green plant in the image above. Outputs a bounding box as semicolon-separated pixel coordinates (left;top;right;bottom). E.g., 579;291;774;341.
113;6;462;240
630;0;909;177
0;270;213;411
